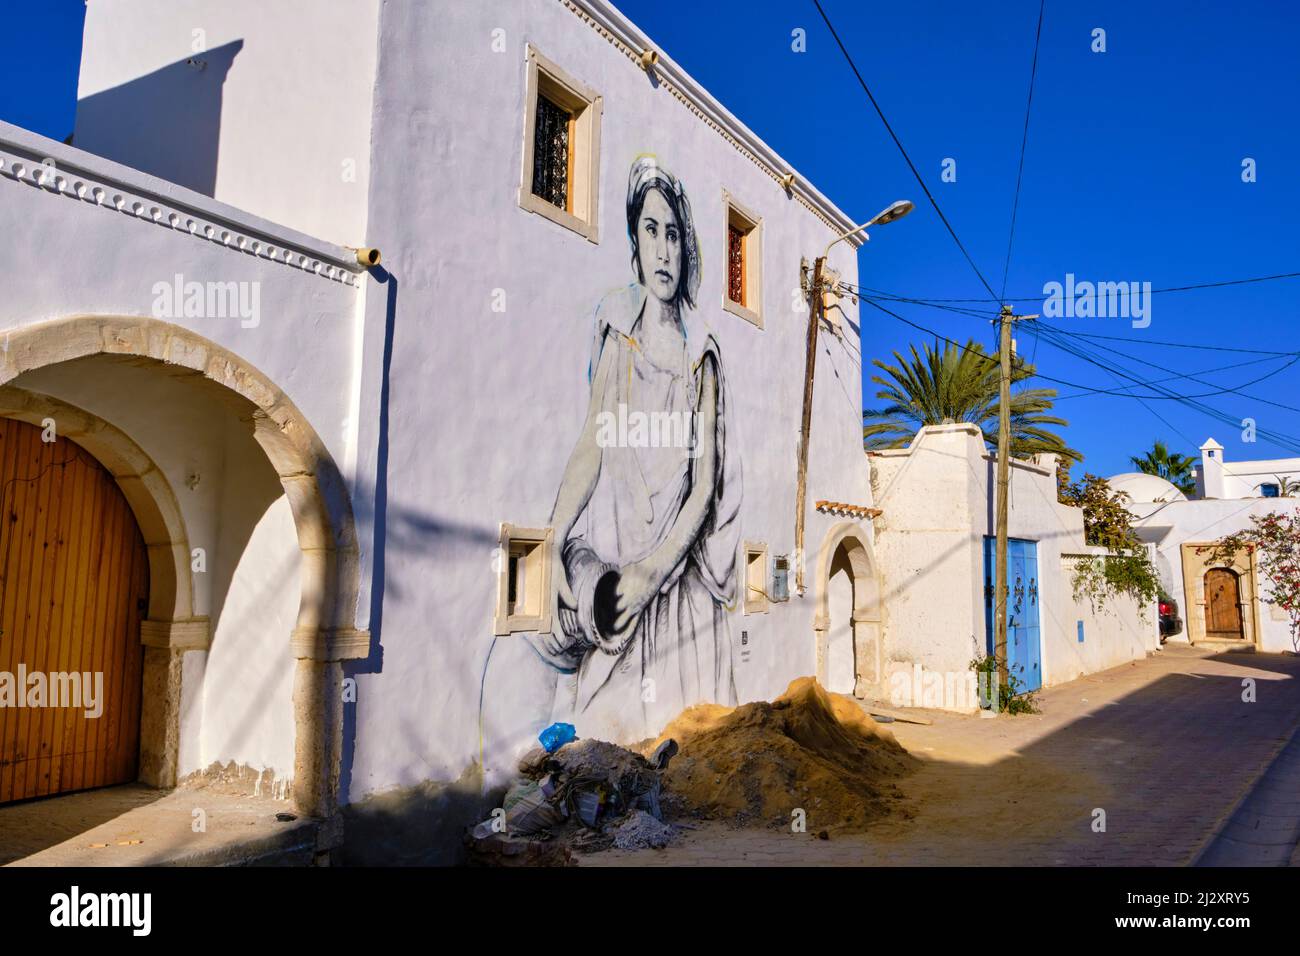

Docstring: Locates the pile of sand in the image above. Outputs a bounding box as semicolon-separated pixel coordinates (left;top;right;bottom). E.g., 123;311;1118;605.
645;677;916;833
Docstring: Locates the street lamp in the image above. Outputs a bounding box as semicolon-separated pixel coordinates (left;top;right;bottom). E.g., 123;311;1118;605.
795;198;914;595
821;199;915;261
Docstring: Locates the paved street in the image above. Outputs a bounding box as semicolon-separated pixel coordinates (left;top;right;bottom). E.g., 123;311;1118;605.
584;645;1300;866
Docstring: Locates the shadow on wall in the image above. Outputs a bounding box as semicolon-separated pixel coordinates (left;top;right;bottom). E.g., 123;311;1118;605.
73;40;243;196
336;265;563;862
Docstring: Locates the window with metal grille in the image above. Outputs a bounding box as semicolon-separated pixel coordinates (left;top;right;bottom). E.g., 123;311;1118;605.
723;195;761;326
532;93;571;211
727;224;745;306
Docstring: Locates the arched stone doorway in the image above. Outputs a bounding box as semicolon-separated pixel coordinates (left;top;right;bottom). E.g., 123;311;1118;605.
813;521;882;699
0;387;193;793
0;418;150;803
0;316;368;816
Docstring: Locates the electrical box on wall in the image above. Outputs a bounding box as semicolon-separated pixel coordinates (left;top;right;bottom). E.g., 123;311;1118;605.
772;555;790;602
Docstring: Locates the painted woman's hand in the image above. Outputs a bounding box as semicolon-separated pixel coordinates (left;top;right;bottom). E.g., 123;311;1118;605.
610;560;661;635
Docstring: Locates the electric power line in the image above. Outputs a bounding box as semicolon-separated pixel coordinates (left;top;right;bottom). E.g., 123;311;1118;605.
811;0;1000;301
861;270;1300;306
1000;0;1047;300
859;296;1300;456
841;281;1300;356
1028;323;1300;453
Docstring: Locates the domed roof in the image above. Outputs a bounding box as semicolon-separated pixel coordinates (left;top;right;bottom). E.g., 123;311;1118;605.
1107;472;1188;503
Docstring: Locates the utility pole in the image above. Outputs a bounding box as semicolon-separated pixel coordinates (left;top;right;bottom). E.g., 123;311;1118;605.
993;303;1036;707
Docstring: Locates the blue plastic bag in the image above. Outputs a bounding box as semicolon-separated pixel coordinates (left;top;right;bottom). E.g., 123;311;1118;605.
538;721;577;754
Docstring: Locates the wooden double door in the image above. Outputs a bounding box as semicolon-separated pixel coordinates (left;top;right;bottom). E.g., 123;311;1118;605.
0;418;149;804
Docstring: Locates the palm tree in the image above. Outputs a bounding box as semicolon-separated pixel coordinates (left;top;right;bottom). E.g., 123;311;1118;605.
1130;440;1197;496
862;338;1081;464
1275;475;1300;497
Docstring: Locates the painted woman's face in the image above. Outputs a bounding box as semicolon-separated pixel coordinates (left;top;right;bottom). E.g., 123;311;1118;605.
637;188;681;304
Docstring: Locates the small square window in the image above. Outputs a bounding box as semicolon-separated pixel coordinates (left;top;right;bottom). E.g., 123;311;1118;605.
519;46;602;243
744;542;769;614
1260;483;1280;498
723;193;762;328
495;524;554;635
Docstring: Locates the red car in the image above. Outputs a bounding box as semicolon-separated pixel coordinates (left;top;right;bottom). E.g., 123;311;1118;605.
1158;596;1183;642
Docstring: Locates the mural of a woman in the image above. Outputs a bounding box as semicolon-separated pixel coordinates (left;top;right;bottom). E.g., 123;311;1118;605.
536;156;742;741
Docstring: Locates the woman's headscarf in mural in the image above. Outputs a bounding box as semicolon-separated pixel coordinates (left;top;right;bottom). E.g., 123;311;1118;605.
625;155;701;310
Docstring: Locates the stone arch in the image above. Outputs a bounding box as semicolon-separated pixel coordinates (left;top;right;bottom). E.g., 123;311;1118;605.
0;386;197;790
0;385;193;625
812;521;882;697
0;316;369;816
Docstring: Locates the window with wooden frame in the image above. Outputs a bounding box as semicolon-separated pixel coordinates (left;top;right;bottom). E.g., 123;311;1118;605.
519;46;602;242
494;524;554;635
744;542;769;614
723;192;762;328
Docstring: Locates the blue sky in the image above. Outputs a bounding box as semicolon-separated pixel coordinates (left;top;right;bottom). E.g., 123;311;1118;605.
5;0;1297;477
616;0;1300;477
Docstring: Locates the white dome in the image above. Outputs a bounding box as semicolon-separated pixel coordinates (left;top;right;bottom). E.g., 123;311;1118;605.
1107;472;1188;503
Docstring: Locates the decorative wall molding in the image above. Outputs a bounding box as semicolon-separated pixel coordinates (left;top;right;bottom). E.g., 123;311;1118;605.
0;122;365;287
559;0;864;245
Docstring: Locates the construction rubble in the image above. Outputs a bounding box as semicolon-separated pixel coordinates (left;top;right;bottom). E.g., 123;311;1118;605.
466;736;680;865
466;677;915;865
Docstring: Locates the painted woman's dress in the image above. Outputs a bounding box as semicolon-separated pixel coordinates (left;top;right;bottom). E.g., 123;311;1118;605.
559;283;742;741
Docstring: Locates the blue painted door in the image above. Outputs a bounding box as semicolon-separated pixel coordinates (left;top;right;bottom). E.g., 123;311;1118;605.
983;537;1042;693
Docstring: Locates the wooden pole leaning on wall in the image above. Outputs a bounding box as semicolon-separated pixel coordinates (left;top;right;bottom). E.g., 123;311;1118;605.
794;256;824;596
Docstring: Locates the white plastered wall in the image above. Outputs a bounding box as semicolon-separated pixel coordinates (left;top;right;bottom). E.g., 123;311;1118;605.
1130;497;1297;654
871;424;1154;710
345;0;874;798
75;0;381;247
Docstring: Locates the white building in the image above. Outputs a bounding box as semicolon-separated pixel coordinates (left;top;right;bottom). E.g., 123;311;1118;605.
1195;438;1300;500
0;0;1201;865
871;424;1156;710
1;0;886;862
1118;439;1300;654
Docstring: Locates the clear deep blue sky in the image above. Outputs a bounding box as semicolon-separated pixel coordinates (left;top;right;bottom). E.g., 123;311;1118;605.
4;1;1297;477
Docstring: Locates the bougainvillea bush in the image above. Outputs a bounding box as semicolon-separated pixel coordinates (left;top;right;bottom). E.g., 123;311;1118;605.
1060;474;1160;613
1200;510;1300;652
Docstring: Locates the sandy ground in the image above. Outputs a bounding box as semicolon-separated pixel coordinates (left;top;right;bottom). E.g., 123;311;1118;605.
583;645;1300;866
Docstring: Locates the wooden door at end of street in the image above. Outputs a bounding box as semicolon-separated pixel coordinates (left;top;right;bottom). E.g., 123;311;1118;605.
1204;568;1244;638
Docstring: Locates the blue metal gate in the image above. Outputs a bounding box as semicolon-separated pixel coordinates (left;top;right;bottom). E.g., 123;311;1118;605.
983;537;1042;693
